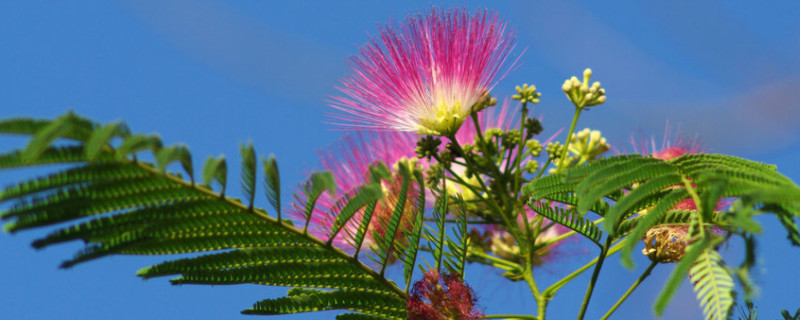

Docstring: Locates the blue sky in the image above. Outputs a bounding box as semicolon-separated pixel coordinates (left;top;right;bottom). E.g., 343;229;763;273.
2;1;800;319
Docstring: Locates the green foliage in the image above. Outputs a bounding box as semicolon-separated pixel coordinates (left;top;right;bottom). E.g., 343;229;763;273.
262;155;281;218
243;288;405;319
444;195;470;276
371;161;413;275
0;113;414;319
781;308;800;320
85;121;130;161
202;155;227;193
302;171;336;232
524;154;800;319
528;201;603;247
240;142;257;208
690;249;735;320
398;170;426;291
328;185;383;243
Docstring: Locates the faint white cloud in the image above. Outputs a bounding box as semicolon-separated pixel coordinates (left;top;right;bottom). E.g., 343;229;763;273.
122;0;346;108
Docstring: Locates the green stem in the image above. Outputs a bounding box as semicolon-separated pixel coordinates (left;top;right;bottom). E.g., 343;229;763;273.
600;261;658;320
577;237;613;320
511;102;529;195
543;240;624;298
446;136;525;250
469;248;523;270
522;267;547;319
534;157;552;179
556;107;583;172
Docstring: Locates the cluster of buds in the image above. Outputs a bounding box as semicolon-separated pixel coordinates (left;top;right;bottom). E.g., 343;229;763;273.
512;83;541;104
524;118;543;138
416;136;442;161
546;141;565;161
568;128;610;164
471;91;498;113
562;68;606;108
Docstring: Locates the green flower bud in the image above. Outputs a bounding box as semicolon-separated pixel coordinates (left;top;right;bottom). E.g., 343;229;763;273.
415;135;442;160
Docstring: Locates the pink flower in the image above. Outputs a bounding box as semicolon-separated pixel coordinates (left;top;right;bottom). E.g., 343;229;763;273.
627;124;703;160
329;8;519;136
407;270;483;320
291;132;423;252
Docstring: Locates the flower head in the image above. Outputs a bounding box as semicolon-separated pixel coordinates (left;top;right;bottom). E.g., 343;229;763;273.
628;124;703;160
330;8;519;136
291;132;423;251
407;270;483;320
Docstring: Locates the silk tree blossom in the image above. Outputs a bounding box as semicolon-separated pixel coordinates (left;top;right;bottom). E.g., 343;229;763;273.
329;8;519;136
407;270;483;320
291;132;424;252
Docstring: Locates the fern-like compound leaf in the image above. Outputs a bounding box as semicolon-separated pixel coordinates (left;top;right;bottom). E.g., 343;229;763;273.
689;249;735;320
116;134;163;160
328;184;383;243
576;160;677;215
374;162;412;275
528;201;603;247
399;172;425;290
654;237;719;316
85;121;130;161
262;154;281;218
240;142;257;209
202;155;227;194
605;173;682;233
242;288;406;319
0;113;409;319
156;144;193;183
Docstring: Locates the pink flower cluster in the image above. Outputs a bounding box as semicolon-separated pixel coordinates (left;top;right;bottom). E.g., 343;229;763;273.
407;270;483;320
329;8;519;136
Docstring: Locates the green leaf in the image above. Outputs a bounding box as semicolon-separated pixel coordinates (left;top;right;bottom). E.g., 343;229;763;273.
351;199;378;256
400;172;425;290
22;113;82;164
529;201;603;247
689;249;735;320
654;237;720;315
242;288;405;319
240;142;257;208
577;160;677;214
605;173;683;233
202;155;227;193
302;171;336;232
85;122;130;161
375;162;412;275
0;112;413;319
444;195;469;276
262;154;281;217
328;184;383;243
157;145;193;183
116;134;163;160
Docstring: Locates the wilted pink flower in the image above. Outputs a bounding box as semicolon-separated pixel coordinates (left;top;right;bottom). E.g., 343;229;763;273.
330;8;519;136
291;132;423;251
407;270;483;320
